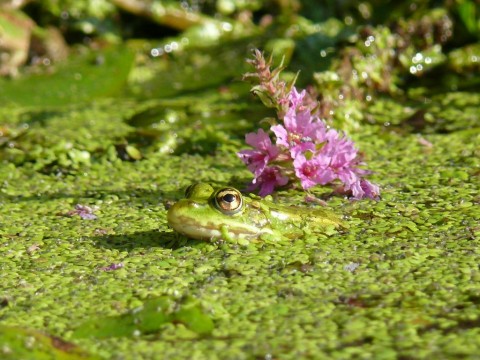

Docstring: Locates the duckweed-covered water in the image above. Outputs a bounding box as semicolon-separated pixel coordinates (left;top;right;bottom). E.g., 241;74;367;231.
1;1;480;357
0;80;479;358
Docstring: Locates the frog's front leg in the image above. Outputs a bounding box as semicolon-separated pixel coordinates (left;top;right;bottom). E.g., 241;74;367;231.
218;225;254;246
219;224;236;243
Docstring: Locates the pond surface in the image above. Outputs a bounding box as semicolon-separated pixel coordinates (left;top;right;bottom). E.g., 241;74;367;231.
0;37;479;360
0;77;480;358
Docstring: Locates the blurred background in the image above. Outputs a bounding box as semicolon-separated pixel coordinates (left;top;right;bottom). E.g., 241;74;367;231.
0;0;478;169
1;0;478;98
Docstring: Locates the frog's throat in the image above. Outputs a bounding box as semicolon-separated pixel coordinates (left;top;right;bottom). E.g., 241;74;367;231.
167;214;271;240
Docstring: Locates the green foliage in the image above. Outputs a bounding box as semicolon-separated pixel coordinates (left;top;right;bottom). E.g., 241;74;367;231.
38;0;116;19
0;326;101;360
72;297;213;338
0;46;134;107
0;1;479;359
455;0;480;38
0;87;479;359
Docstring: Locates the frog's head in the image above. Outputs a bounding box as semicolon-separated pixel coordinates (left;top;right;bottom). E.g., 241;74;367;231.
167;183;261;240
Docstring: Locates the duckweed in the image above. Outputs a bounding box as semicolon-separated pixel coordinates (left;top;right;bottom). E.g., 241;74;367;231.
0;87;479;359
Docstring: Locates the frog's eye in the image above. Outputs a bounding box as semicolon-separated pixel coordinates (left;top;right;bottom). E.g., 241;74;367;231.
214;188;243;215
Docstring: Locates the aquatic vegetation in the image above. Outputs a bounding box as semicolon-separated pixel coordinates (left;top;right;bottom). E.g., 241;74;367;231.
72;297;214;338
239;51;379;199
0;1;479;360
0;325;101;360
64;204;99;220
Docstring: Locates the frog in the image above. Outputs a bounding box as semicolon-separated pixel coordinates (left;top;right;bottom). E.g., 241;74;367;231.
167;183;346;242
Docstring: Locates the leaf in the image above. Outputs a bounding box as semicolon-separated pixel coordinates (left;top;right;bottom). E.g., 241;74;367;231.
173;298;214;335
0;46;134;107
72;297;173;339
457;0;478;34
72;297;214;339
0;325;101;360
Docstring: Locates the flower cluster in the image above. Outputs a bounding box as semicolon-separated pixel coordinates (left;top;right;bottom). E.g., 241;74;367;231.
100;263;124;271
65;204;98;220
238;86;379;199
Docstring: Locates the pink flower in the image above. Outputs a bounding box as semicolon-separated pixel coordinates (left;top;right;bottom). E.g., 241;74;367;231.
65;204;98;220
293;153;335;189
239;62;380;200
249;166;289;196
316;130;362;185
350;179;380;200
272;87;327;156
289;87;306;109
271;108;325;154
100;263;124;271
237;129;280;177
331;137;358;167
271;123;315;157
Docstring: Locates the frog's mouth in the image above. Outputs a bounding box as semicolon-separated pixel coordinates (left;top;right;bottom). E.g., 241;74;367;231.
169;219;223;240
167;212;260;241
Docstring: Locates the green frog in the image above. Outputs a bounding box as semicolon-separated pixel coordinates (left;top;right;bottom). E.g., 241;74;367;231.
167;183;345;242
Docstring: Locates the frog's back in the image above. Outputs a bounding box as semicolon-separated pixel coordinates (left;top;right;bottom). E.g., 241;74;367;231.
268;202;347;231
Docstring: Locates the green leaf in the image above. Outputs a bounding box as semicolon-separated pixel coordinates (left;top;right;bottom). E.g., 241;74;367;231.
72;297;173;338
0;46;134;107
173;298;214;335
0;325;101;360
72;297;214;339
457;0;478;34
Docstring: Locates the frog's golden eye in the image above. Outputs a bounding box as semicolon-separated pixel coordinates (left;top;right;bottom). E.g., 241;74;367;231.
214;188;243;215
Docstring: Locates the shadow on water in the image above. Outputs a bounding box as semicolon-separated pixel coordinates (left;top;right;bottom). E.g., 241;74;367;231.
90;229;202;251
2;178;255;204
2;187;177;205
20;109;66;126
